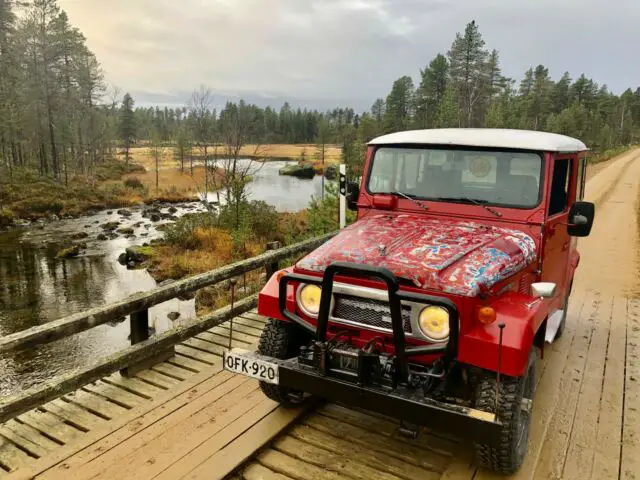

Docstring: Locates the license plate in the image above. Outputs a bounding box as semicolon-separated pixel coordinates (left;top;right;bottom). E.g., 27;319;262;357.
223;348;279;384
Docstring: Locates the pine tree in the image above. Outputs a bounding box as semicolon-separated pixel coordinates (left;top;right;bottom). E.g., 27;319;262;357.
414;54;449;128
120;93;136;164
447;20;489;127
383;76;415;133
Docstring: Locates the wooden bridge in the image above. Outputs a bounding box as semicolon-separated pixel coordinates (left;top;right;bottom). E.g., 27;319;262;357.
0;256;637;479
2;150;640;480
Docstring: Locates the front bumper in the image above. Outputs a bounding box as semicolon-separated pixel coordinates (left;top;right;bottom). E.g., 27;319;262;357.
223;347;503;445
227;261;506;444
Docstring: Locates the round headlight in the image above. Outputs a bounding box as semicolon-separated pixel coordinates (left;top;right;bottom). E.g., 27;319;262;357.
418;306;450;341
297;284;322;317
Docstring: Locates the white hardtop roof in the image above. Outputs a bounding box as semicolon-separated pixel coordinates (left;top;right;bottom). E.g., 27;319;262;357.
368;128;588;152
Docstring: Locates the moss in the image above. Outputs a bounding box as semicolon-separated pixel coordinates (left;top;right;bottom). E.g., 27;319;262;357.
56;245;81;258
0;208;14;228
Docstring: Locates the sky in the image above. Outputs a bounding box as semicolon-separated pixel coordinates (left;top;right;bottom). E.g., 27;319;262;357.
58;0;640;112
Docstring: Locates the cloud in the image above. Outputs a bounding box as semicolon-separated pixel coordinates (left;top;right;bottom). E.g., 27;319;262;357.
58;0;640;110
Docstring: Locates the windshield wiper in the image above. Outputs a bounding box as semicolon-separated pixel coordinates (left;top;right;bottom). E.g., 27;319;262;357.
390;191;429;211
435;196;502;218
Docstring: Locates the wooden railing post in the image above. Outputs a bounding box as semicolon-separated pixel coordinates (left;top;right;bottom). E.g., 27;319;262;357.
120;308;175;378
265;241;281;279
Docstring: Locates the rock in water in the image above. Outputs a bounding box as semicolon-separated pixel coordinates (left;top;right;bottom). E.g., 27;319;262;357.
167;312;180;321
56;245;81;259
117;209;132;217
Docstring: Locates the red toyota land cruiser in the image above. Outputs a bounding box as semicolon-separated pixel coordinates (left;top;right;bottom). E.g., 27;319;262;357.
224;128;595;474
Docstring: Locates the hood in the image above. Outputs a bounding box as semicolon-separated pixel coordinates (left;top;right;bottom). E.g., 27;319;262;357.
296;213;537;296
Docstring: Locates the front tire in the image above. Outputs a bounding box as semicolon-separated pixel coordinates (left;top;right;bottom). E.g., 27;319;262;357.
472;348;537;475
257;319;308;407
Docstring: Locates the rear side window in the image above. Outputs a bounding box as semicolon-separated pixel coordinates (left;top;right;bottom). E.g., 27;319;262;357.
548;159;571;216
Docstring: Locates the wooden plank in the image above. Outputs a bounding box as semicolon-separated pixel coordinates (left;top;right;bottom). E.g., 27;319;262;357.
175;345;220;366
0;294;256;424
133;370;180;389
41;399;106;432
160;399;316;480
195;332;250;349
82;381;148;410
201;328;256;345
273;436;407;480
0;233;333;355
240;312;269;324
151;362;195;381
67;381;261;480
154;397;279;480
562;295;614;478
213;322;263;337
304;413;451;472
591;296;627;479
533;293;601;478
286;423;441;479
241;463;295;480
6;370;235;480
318;403;456;456
621;298;640;480
182;337;226;356
64;390;128;420
101;373;165;399
1;421;59;456
439;450;476;480
0;437;31;473
257;449;346;480
166;354;209;373
0;426;48;459
17;410;82;445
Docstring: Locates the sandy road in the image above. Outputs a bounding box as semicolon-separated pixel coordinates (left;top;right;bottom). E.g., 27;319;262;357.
574;148;640;296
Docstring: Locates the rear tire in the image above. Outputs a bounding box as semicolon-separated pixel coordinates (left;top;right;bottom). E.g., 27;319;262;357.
472;348;537;475
257;319;308;407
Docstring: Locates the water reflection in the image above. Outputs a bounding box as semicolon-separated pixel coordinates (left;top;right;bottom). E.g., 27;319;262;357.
0;160;324;394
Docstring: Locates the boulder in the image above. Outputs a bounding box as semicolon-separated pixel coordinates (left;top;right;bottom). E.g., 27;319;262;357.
279;163;316;179
101;221;120;231
117;209;132;217
56;245;81;259
97;233;108;241
71;232;89;240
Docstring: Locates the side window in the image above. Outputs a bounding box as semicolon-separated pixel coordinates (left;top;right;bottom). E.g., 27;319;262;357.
577;158;587;200
548;159;571;216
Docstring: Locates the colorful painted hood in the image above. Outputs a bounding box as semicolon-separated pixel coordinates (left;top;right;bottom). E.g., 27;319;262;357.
296;213;537;296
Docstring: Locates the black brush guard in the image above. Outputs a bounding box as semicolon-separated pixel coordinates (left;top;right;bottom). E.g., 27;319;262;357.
271;262;503;444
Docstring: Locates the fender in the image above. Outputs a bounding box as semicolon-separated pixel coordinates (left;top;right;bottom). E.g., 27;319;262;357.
457;292;548;377
257;266;295;320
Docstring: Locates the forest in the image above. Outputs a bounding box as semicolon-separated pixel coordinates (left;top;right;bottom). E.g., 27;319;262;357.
1;0;639;189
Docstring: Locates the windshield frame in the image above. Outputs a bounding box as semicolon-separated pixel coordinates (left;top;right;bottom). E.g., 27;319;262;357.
364;144;547;211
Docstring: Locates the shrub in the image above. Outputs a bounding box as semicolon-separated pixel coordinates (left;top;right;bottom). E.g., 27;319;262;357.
0;208;14;227
124;177;144;189
217;200;280;241
162;211;218;249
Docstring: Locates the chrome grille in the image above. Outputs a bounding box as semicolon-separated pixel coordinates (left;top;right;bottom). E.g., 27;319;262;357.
332;294;413;334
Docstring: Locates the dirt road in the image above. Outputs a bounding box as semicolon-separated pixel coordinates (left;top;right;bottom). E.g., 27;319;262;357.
575;148;640;296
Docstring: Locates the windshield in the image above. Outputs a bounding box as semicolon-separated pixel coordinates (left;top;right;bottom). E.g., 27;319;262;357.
367;146;543;208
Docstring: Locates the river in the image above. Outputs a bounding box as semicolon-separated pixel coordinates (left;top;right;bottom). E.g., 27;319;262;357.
0;160;328;395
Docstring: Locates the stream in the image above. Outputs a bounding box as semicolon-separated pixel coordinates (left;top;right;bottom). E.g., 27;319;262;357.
0;160;328;395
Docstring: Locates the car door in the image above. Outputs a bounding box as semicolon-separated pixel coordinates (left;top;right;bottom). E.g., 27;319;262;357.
541;154;576;309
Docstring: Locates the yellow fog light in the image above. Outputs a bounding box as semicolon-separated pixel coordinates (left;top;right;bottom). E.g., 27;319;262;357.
418;306;450;341
297;284;322;317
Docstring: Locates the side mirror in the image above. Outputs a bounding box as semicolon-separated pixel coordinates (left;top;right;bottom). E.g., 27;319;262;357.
531;282;556;298
567;201;595;237
346;182;360;211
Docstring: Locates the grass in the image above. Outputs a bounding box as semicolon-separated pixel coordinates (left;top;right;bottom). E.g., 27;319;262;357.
588;146;636;164
0;160;195;222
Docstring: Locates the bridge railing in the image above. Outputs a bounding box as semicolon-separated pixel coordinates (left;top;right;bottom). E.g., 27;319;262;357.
0;231;336;424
